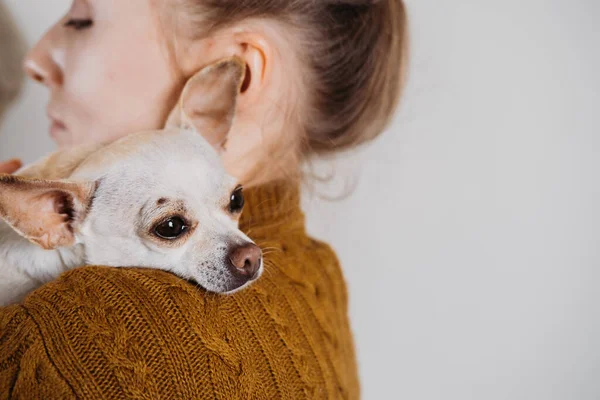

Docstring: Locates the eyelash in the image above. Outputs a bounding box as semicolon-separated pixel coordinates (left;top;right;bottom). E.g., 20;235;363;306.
64;19;93;30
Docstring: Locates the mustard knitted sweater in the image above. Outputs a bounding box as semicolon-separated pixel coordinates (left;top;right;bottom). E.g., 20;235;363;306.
0;182;360;399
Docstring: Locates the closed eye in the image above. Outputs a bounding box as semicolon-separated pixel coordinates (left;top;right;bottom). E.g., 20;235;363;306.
64;19;93;30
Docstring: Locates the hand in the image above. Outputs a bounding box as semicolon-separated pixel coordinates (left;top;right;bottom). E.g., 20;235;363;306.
0;159;22;174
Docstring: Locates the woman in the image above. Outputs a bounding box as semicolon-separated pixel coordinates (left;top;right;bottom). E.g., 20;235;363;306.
0;0;407;397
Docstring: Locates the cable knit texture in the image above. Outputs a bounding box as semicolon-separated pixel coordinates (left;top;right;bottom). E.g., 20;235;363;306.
0;182;360;399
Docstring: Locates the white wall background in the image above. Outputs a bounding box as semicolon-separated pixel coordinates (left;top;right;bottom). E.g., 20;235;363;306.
2;1;600;399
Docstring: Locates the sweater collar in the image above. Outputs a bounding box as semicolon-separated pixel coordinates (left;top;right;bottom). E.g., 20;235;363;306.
239;180;305;239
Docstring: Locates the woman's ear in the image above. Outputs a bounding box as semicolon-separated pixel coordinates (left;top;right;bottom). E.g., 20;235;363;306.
166;57;246;150
171;26;275;125
232;32;269;105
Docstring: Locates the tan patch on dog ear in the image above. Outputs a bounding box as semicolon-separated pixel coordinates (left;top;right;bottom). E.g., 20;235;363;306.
0;175;96;250
165;57;246;150
18;143;103;180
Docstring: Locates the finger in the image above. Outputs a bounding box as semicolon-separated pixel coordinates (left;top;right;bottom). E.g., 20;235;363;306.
0;159;23;174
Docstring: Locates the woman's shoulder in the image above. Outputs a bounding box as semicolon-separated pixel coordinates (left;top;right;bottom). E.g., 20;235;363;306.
265;233;349;307
1;247;359;398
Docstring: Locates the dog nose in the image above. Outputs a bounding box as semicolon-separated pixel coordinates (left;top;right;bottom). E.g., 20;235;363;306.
228;243;262;279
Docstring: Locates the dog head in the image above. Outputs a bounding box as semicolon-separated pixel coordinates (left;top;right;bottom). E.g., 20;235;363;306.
0;57;263;293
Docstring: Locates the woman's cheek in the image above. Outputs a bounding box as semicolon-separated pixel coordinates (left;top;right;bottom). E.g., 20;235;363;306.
59;5;179;145
65;46;174;143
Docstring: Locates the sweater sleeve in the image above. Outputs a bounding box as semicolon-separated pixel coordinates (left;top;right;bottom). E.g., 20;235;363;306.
0;304;75;398
0;256;359;399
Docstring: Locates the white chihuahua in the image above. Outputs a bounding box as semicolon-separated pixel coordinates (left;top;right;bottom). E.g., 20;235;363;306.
0;58;262;306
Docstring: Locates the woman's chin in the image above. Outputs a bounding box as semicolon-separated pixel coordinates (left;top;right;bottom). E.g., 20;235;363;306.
49;121;67;140
49;123;77;147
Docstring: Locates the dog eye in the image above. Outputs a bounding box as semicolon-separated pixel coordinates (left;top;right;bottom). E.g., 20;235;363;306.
229;186;245;213
154;217;188;240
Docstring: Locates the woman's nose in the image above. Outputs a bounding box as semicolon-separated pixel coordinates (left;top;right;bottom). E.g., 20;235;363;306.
23;29;63;88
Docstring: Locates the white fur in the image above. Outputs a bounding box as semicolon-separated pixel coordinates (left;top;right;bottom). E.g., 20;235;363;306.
0;128;262;306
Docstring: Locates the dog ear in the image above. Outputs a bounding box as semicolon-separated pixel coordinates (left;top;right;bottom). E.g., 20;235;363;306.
0;175;96;250
166;57;246;150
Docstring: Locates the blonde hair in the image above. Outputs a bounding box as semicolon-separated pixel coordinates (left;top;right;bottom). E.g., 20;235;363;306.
0;1;27;120
180;0;408;160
